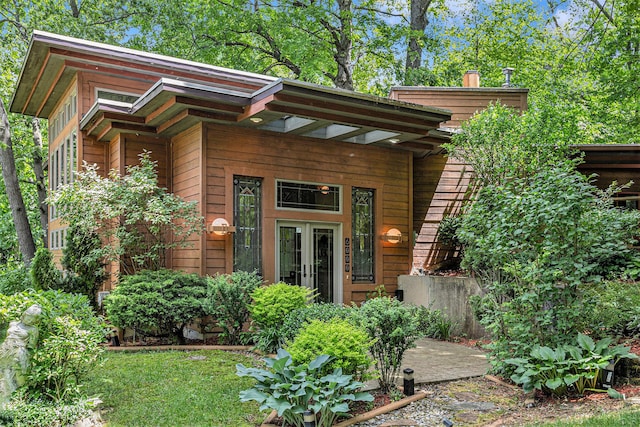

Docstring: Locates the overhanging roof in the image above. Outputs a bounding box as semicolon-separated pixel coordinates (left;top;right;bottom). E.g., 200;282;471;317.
12;31;453;155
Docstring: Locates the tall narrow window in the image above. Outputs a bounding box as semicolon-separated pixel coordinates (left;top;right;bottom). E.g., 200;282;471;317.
233;176;262;274
352;188;375;282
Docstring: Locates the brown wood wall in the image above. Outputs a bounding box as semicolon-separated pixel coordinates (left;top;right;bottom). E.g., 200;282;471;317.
201;122;412;303
389;88;528;128
412;155;475;270
171;124;204;274
391;87;527;271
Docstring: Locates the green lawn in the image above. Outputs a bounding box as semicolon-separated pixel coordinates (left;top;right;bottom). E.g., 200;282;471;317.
529;409;640;426
83;350;264;427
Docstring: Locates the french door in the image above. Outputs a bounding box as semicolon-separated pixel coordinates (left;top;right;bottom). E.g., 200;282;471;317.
277;221;341;303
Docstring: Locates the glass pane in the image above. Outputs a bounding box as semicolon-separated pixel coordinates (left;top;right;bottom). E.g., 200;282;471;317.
352;188;375;282
277;181;340;212
313;228;334;302
233;176;262;273
279;226;302;286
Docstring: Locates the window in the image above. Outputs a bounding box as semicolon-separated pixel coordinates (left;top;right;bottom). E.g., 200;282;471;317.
234;176;262;273
352;187;375;282
50;228;68;250
50;130;77;220
96;89;140;104
49;90;76;141
277;180;340;212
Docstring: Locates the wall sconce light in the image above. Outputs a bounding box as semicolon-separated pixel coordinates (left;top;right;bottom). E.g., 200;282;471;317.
207;218;236;236
382;228;403;244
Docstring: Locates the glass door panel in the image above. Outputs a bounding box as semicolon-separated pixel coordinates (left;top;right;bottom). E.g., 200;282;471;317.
277;222;340;303
313;228;334;303
279;226;302;286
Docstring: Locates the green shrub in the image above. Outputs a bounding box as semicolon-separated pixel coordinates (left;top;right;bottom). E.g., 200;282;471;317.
104;269;207;344
279;302;354;345
580;280;640;339
437;215;462;247
0;291;107;403
0;394;96;427
286;319;373;380
29;248;62;290
204;271;263;345
60;223;106;306
250;282;314;352
237;349;373;427
354;296;423;392
415;305;458;341
0;261;30;294
506;333;638;396
460;167;640;376
250;282;314;328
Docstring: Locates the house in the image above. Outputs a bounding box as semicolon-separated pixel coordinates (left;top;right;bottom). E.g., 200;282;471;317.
11;31;457;304
576;145;640;209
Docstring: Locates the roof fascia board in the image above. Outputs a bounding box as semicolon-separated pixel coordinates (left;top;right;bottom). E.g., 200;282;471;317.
280;79;452;121
131;78;253;114
30;30;277;86
390;86;529;94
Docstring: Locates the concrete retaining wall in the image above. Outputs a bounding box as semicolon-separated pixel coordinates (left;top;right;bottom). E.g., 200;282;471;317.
398;275;486;338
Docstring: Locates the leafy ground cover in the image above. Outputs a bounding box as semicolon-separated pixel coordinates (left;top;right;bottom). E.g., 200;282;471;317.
82;350;263;427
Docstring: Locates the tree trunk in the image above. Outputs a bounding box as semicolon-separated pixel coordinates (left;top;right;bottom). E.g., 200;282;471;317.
328;0;354;90
0;98;36;266
31;118;48;248
405;0;432;71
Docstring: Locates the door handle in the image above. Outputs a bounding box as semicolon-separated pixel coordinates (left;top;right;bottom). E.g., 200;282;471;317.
303;264;306;278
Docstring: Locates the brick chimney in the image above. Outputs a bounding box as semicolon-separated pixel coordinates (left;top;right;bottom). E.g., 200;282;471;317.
463;70;480;88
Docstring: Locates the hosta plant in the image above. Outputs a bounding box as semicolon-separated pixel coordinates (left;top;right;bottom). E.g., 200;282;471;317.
506;333;638;397
236;349;372;427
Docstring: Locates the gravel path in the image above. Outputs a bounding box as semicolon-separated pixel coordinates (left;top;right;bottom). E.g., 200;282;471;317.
354;379;508;427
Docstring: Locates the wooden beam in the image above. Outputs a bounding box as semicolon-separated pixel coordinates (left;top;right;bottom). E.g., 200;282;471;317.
156;109;190;134
35;57;66;117
237;94;275;122
175;96;244;114
145;97;177;124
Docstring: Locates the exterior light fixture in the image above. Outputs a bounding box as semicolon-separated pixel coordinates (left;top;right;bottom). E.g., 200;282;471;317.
602;361;615;389
207;218;236;235
249;117;263;123
382;228;403;244
303;410;316;427
388;138;400;144
403;367;415;396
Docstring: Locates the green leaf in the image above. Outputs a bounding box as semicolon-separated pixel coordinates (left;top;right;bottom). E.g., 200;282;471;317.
577;334;595;352
545;377;563;390
607;388;625;400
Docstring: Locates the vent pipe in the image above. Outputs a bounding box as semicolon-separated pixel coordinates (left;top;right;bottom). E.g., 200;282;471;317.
463;70;480;88
502;67;514;87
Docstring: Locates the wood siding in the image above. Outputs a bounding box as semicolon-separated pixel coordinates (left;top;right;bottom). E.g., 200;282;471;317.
390;87;528;271
201;123;412;303
412;155;475;270
389;88;528;128
171;124;203;274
